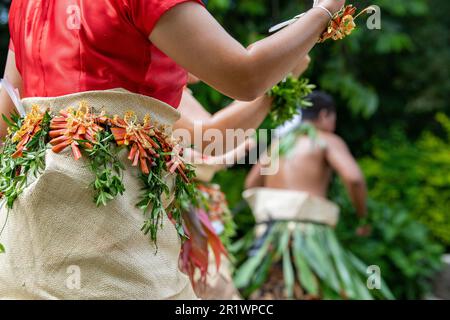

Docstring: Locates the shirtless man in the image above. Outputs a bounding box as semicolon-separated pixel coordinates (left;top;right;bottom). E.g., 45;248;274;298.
239;91;372;300
245;91;367;217
174;56;311;300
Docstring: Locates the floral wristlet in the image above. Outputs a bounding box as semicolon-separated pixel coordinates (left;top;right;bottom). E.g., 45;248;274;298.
269;3;375;43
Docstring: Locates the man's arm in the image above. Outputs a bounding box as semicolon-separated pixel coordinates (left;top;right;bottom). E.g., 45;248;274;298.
0;49;23;138
324;134;367;217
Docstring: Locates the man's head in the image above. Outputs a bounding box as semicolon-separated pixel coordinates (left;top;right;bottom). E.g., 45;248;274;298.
302;91;336;132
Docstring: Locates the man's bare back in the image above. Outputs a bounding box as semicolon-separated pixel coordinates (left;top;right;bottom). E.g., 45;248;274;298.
246;91;367;216
264;131;334;198
246;129;367;217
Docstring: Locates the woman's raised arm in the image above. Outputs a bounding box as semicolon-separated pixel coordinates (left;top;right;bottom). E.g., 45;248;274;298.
150;0;343;101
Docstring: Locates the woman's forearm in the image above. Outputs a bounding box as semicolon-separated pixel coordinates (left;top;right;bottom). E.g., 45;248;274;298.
150;3;332;101
241;10;329;98
205;96;271;134
174;94;271;152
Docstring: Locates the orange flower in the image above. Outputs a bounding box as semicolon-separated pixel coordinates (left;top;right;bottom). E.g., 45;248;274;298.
11;105;45;158
319;5;359;43
110;111;160;175
111;111;190;182
342;15;356;35
156;135;189;183
49;102;104;160
197;184;228;223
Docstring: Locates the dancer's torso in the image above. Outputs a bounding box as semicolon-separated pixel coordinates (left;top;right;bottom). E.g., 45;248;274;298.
8;0;202;107
265;133;332;198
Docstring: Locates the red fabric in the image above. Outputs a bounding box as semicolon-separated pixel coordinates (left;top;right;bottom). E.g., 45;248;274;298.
8;0;203;108
8;39;14;52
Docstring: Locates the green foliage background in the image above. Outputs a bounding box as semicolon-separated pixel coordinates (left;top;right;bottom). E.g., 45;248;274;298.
360;114;450;246
1;0;449;299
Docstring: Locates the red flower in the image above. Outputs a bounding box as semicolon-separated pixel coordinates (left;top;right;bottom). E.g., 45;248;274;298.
180;208;228;286
49;102;104;160
111;112;190;182
110;112;160;175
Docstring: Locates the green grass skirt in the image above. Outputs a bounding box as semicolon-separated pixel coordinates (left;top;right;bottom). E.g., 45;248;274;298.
233;221;394;300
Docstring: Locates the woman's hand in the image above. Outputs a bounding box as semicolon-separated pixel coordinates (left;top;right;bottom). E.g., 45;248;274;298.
316;0;346;15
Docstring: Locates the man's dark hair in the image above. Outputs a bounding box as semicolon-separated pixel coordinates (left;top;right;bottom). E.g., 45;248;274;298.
301;91;336;120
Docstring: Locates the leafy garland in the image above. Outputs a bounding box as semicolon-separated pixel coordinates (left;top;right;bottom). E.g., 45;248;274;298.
0;103;199;252
84;130;126;207
268;76;315;127
0;108;51;253
0;108;51;209
266;4;376;128
233;222;392;300
278;122;318;157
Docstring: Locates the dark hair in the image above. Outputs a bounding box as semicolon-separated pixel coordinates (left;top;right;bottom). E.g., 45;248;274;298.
301;91;336;120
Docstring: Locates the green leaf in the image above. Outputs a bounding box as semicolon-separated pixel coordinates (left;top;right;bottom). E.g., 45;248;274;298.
275;224;290;258
268;77;316;127
302;225;341;293
292;227;319;296
234;225;278;288
324;228;356;298
282;247;295;299
241;253;273;298
2;114;17;129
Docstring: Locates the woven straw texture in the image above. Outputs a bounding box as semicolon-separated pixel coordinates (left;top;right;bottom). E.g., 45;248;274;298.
0;90;197;299
243;188;340;227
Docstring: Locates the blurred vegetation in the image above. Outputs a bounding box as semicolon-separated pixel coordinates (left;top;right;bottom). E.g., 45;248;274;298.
331;179;444;299
1;0;448;299
360;114;450;246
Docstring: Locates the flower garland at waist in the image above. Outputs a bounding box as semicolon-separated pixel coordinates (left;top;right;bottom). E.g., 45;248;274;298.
0;102;198;252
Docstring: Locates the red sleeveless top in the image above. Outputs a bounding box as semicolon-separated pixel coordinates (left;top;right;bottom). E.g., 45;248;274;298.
8;0;203;108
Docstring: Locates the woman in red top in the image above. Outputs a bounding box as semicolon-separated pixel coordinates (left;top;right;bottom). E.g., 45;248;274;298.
0;0;345;299
1;0;345;133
